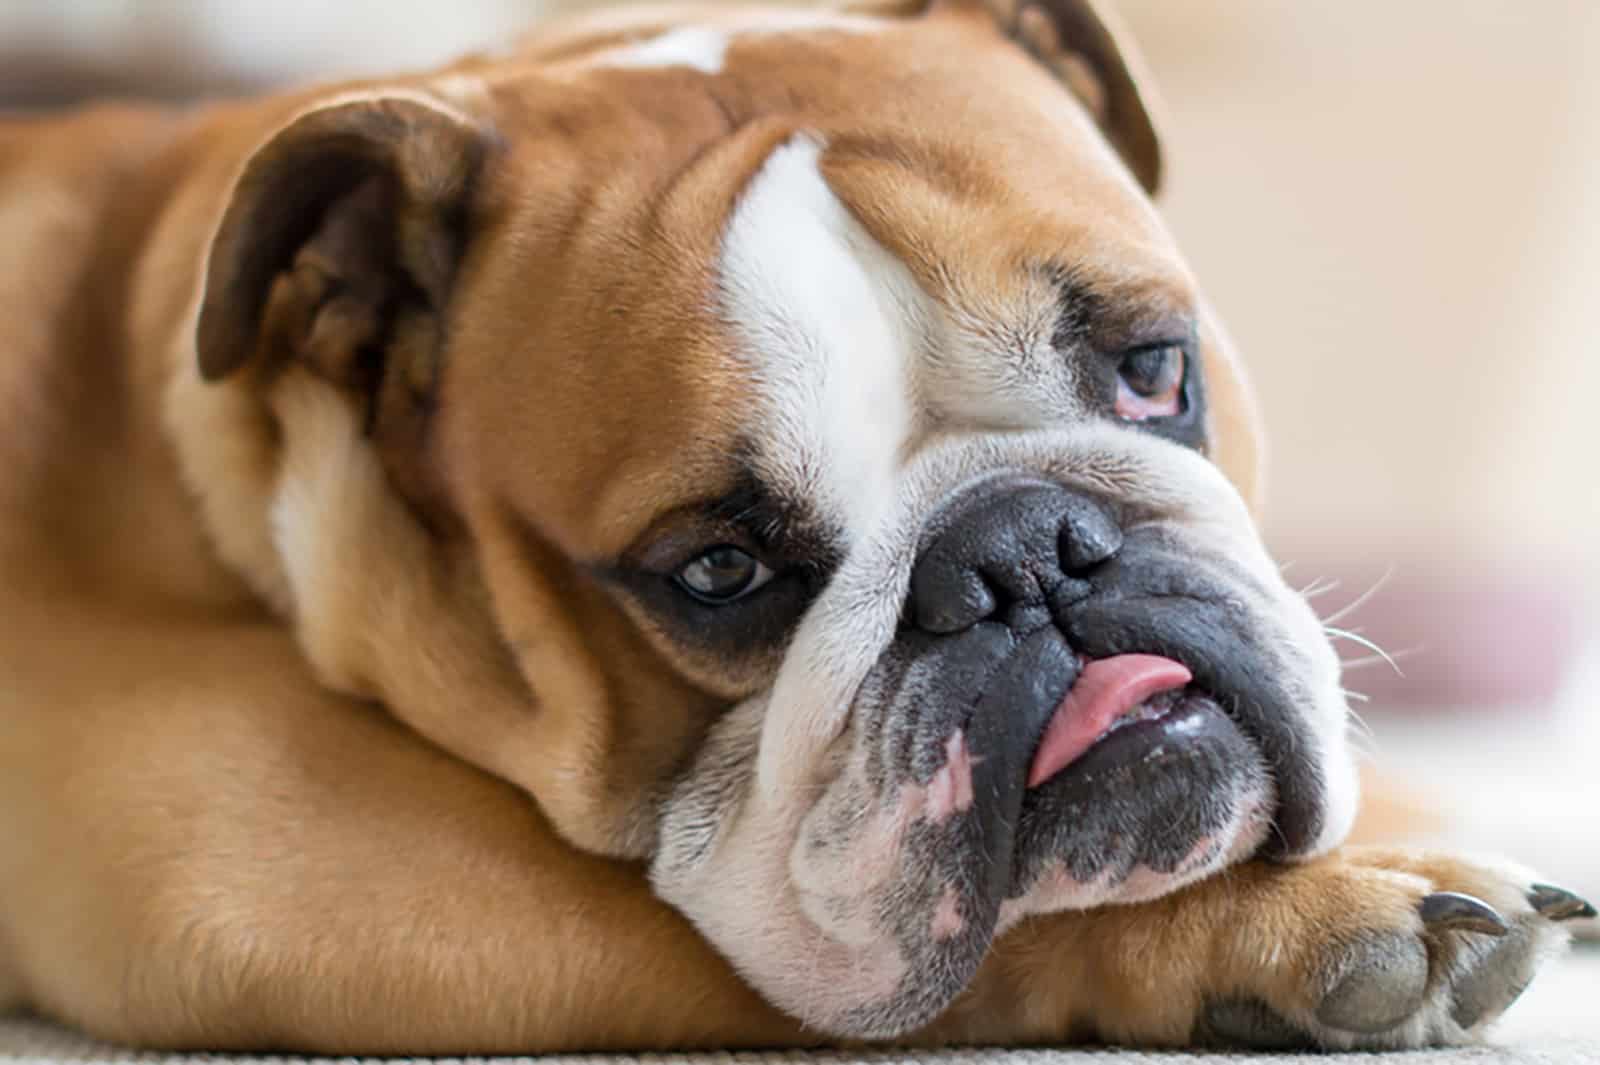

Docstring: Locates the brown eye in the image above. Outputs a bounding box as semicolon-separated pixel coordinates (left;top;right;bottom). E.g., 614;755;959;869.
1115;344;1185;420
676;545;776;604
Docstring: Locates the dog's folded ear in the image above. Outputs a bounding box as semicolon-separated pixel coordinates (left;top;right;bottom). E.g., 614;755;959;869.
197;93;493;400
963;0;1163;194
853;0;1163;193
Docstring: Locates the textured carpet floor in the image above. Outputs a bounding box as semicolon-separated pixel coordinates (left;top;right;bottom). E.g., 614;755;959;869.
3;949;1594;1064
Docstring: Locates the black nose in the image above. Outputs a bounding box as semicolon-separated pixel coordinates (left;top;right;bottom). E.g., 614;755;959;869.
909;479;1122;635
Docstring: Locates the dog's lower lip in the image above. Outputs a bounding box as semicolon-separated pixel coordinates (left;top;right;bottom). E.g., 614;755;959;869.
1104;687;1187;734
1027;654;1193;788
1005;691;1251;902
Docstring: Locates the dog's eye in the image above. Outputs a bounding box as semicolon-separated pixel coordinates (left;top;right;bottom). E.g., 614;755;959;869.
676;546;777;604
1115;345;1185;420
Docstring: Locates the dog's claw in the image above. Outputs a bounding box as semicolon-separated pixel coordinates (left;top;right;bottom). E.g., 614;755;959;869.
1419;892;1510;936
1528;884;1598;922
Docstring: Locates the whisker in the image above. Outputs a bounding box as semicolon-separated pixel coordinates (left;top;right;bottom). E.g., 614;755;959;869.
1324;625;1406;676
1340;692;1380;753
1341;688;1371;704
1320;564;1397;628
1299;576;1341;600
1337;649;1422;677
1338;643;1422;662
1344;700;1377;742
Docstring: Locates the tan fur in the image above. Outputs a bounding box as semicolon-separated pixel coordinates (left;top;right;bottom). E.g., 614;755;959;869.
0;0;1561;1054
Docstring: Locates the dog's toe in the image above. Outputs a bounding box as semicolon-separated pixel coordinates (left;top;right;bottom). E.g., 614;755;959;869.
1447;924;1543;1030
1307;869;1583;1046
1187;854;1589;1051
1315;929;1431;1034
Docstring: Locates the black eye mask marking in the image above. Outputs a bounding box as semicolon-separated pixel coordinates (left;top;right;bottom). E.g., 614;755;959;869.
595;466;844;672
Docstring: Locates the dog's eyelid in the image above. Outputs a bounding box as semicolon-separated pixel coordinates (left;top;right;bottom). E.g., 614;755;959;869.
1094;307;1199;355
620;514;764;575
617;486;823;576
1041;277;1198;357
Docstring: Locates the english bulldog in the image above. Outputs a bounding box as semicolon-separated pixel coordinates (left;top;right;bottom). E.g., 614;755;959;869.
0;0;1590;1054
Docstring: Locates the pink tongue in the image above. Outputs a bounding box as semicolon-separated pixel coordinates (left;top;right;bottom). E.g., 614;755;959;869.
1027;654;1193;788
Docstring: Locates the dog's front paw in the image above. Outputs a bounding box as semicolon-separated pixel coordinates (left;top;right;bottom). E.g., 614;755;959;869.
1197;850;1593;1050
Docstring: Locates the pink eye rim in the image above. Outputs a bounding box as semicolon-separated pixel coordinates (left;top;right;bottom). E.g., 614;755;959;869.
1114;344;1186;421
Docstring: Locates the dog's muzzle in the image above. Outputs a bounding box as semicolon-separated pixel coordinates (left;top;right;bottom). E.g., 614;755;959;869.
808;476;1327;1024
654;454;1348;1039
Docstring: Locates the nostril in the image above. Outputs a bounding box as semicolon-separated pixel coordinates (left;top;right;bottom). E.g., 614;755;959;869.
911;568;998;635
1059;499;1123;575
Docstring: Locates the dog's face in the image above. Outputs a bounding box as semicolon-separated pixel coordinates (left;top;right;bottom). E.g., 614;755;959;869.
187;0;1357;1041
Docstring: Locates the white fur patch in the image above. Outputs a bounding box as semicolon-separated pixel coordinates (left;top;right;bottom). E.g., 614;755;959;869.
719;136;926;540
728;10;888;35
595;13;883;75
1311;727;1363;856
600;27;730;74
266;373;401;694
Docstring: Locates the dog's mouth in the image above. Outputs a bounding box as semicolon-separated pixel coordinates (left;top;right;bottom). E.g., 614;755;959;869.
1026;652;1196;789
806;625;1278;1034
869;614;1277;913
986;632;1279;913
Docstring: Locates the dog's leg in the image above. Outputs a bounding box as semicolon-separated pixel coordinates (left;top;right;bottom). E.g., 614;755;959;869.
928;846;1590;1050
0;607;803;1054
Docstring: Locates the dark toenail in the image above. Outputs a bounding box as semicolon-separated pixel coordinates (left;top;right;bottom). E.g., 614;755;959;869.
1528;884;1598;922
1420;892;1510;936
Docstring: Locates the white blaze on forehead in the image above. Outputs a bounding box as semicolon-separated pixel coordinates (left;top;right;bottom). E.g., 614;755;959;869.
719;136;925;539
600;26;729;74
594;12;884;75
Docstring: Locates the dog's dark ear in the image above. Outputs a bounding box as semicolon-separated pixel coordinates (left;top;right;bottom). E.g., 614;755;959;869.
197;93;492;396
966;0;1163;193
855;0;1163;193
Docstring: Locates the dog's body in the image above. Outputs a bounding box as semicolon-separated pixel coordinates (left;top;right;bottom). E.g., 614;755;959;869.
0;0;1589;1054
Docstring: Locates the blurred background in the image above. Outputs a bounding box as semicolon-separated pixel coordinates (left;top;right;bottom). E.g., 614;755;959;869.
3;0;1595;924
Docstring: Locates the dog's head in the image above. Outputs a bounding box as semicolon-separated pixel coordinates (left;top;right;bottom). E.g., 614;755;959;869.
179;0;1357;1039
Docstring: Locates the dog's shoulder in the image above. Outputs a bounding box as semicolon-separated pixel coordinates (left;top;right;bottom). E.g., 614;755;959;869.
0;104;179;369
0;106;185;575
0;96;285;610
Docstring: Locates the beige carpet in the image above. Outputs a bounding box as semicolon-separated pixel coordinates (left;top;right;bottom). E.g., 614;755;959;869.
3;948;1594;1064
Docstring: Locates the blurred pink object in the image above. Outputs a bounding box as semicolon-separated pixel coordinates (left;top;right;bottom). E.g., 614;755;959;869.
1287;557;1587;713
